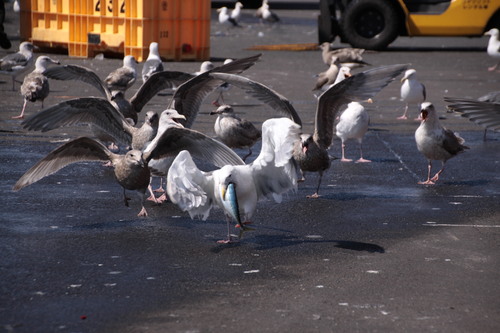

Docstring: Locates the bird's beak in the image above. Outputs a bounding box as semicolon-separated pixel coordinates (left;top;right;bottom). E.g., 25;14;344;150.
365;98;373;104
217;8;222;12
174;114;187;120
421;110;428;121
345;72;352;78
210;109;220;115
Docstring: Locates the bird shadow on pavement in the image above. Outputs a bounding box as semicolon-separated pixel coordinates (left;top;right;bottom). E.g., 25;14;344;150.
211;233;385;253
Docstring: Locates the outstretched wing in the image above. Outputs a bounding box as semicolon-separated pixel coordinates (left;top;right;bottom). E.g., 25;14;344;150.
167;150;214;220
143;126;244;167
21;97;133;145
314;63;408;149
251;117;301;202
130;71;195;113
168;54;261;128
43;64;111;100
445;97;500;132
208;72;303;126
13;137;114;191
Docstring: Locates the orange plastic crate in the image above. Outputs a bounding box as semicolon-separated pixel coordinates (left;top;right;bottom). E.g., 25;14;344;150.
20;0;211;61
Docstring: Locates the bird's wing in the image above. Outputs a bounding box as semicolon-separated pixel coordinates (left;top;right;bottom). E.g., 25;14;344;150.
251;118;301;202
445;97;500;131
13;137;115;191
166;150;214;220
441;128;469;154
129;71;195;113
314;63;408;149
43;64;111;99
208;72;303;126
168;54;261;128
143;126;244;167
0;53;29;70
477;91;500;103
105;67;135;88
21;97;133;145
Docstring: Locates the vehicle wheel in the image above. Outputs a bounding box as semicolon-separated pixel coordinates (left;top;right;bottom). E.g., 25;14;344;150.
341;0;400;50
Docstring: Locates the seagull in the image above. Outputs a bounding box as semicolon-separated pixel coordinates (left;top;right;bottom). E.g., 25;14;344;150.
210;104;262;161
167;117;301;243
335;100;372;163
231;2;244;24
217;6;239;28
260;2;280;23
142;42;163;83
194;61;215;76
0;41;36;91
213;58;234;106
415;102;469;185
444;96;500;140
14;112;244;217
12;56;60;119
398;69;426;120
104;55;138;93
319;42;368;68
484;28;500;72
313;56;340;91
314;65;351;97
255;0;268;18
209;65;407;198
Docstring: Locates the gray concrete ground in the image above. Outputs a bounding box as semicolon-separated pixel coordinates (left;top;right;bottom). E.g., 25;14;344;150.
1;4;499;333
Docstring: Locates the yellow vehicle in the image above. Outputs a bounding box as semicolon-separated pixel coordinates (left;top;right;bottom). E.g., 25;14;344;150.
318;0;500;49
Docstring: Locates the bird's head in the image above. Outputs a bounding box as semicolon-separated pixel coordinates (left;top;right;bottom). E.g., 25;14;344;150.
160;109;186;126
420;102;435;122
217;6;227;13
484;28;499;37
123;55;138;68
300;134;313;153
20;41;37;53
126;150;146;167
37;56;60;71
210;104;234;115
401;69;416;82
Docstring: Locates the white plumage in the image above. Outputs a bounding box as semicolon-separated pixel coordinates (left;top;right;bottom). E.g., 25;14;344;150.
335;101;371;163
167;117;301;243
398;69;426;120
142;42;164;83
485;28;500;72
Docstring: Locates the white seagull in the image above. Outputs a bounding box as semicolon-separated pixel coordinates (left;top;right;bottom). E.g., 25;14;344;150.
398;69;426;120
217;6;239;28
13;55;60;119
104;55;138;93
167;117;301;243
231;2;244;24
415;102;469;185
484;28;500;72
0;41;37;91
142;42;164;83
335;100;372;163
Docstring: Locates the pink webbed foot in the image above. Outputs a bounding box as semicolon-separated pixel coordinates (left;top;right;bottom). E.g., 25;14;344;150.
418;179;435;185
11;114;24;119
156;193;168;203
146;194;159;203
430;174;440;182
397;115;408;120
355;158;371;163
137;207;148;217
341;158;353;162
307;193;320;199
153;186;165;193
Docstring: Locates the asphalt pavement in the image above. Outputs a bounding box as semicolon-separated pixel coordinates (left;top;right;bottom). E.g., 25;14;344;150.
1;5;499;333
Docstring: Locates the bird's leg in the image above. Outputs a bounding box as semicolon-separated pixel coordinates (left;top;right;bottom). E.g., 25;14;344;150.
483;128;487;141
123;188;131;206
12;100;27;119
430;162;446;182
418;161;435;185
355;142;371;163
137;193;148;217
340;143;352;162
217;218;236;244
297;169;306;182
488;62;499;72
242;148;252;162
307;172;323;199
153;177;165;193
397;105;409;120
11;76;16;91
146;181;159;203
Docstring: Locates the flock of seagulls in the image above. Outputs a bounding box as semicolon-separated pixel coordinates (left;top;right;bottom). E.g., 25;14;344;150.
2;4;498;242
217;0;280;28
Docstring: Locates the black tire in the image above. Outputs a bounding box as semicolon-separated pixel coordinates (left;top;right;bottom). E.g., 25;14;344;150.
340;0;400;50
